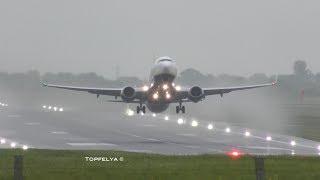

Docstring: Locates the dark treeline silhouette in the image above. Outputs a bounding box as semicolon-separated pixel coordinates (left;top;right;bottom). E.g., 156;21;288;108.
1;60;320;100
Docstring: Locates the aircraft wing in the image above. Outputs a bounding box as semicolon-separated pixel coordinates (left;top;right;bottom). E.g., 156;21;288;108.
203;82;277;96
41;82;122;96
108;99;193;103
176;80;277;100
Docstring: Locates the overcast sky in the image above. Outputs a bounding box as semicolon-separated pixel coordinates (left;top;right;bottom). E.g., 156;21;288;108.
1;0;320;79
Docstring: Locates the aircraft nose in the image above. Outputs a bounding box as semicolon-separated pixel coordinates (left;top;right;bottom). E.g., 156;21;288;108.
160;62;177;76
161;63;173;73
163;65;171;72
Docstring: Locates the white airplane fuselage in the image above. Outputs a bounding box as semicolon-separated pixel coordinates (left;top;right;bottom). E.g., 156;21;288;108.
146;57;178;113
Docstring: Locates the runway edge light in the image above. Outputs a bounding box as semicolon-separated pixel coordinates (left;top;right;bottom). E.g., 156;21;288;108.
266;136;272;141
227;149;242;160
10;142;16;148
177;118;184;125
22;145;28;150
191;120;198;127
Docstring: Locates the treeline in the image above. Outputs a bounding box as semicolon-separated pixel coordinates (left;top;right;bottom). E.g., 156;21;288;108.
0;60;320;97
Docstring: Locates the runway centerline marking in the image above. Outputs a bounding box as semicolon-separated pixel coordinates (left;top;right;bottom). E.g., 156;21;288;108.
138;124;156;127
67;143;118;146
25;122;40;126
125;149;153;153
237;145;292;151
176;133;197;137
184;145;201;149
8;114;21;118
50;131;68;135
145;138;161;142
116;132;160;142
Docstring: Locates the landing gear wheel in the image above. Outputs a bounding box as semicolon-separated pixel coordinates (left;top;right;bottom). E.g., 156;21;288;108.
137;105;146;114
176;105;186;114
176;106;180;114
181;106;185;113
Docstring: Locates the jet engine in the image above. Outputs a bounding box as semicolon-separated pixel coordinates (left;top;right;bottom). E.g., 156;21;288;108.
188;86;204;102
121;86;136;102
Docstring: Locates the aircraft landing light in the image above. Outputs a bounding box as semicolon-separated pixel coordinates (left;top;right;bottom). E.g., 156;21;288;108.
0;138;6;144
163;84;168;90
225;127;231;133
142;85;149;91
164;116;169;121
175;86;181;91
153;93;159;100
290;140;296;146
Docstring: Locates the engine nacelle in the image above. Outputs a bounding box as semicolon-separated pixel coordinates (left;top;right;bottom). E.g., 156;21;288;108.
121;86;136;102
188;86;204;102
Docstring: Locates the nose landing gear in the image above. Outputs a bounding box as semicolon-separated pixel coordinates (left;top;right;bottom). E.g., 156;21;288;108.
176;101;185;114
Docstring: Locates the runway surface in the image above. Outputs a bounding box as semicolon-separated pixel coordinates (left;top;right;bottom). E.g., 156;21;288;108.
0;106;320;156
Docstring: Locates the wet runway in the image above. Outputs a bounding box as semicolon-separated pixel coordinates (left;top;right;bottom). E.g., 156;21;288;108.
0;106;320;156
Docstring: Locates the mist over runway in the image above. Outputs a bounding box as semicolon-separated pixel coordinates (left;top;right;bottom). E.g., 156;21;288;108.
0;106;319;156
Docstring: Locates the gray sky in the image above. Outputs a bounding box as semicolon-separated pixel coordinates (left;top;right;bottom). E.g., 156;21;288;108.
1;0;320;79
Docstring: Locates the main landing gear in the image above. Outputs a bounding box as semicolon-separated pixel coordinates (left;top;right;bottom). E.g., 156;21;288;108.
176;101;185;114
137;104;146;114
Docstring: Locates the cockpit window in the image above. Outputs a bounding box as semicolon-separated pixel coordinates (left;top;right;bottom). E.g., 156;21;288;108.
158;59;172;62
155;56;175;64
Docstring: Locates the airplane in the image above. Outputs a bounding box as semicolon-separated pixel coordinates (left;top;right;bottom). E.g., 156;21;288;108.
41;56;277;114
